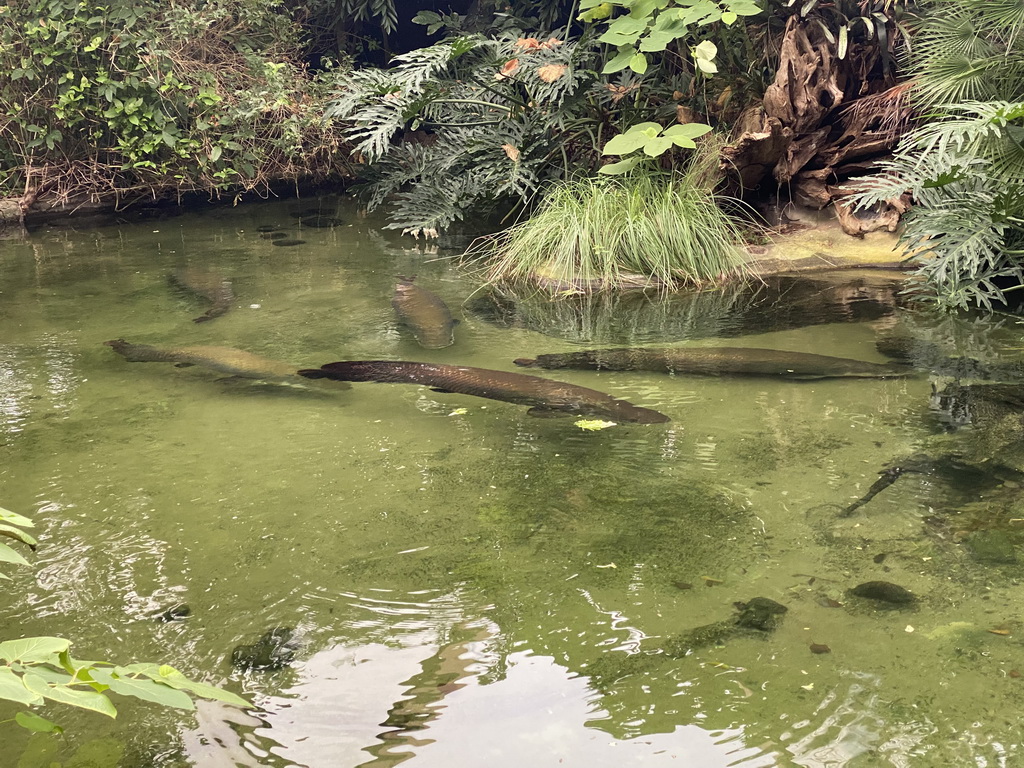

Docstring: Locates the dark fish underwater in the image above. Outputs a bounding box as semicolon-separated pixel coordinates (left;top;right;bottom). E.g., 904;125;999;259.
298;361;669;423
105;338;328;385
168;267;235;323
514;347;912;380
392;277;458;349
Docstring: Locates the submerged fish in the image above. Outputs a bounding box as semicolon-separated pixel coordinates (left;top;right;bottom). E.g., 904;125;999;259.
297;361;669;423
514;347;912;380
105;338;319;384
392;277;458;349
168;267;235;323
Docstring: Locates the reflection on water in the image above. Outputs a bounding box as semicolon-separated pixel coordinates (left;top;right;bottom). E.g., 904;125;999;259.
2;197;1024;767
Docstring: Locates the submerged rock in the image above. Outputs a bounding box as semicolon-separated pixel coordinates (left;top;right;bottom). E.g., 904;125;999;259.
849;580;917;605
157;603;191;623
964;530;1018;565
230;627;300;671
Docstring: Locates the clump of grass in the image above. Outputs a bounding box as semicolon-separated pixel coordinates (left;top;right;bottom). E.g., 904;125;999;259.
477;162;748;292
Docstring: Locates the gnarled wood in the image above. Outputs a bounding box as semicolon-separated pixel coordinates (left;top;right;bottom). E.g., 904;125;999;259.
720;105;791;191
763;17;847;136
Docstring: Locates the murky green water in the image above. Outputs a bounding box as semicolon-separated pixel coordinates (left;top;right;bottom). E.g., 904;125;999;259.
3;196;1024;767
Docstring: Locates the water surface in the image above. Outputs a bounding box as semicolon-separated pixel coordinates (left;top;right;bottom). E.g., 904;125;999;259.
2;196;1023;767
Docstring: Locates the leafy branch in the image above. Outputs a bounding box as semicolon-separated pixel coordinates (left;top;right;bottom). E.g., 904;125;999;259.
0;506;249;735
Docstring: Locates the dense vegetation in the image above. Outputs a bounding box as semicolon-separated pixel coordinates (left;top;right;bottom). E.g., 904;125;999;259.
0;0;349;206
1;0;1022;303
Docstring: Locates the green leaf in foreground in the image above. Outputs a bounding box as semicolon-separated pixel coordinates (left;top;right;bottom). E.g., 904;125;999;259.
0;541;30;566
22;672;119;718
0;637;70;664
0;506;34;528
90;668;195;711
15;711;63;733
0;666;44;706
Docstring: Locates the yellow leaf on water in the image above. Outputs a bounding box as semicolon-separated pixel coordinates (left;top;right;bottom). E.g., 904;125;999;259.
575;419;616;431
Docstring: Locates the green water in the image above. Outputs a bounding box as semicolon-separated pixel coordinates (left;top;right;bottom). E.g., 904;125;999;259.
2;196;1023;767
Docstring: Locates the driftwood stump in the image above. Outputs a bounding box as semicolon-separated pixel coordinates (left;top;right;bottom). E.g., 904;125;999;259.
722;15;908;222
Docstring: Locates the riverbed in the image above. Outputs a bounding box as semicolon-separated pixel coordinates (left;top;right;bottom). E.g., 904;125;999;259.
2;195;1022;767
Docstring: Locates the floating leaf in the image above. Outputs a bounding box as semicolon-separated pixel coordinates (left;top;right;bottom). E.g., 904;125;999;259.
448;408;468;416
574;419;617;431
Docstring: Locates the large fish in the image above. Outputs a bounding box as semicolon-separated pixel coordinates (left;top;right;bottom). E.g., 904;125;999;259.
514;347;912;380
168;267;235;323
104;338;335;385
297;361;669;423
392;277;458;348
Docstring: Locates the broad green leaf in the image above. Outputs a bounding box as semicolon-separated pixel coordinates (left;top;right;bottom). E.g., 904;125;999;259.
604;130;655;156
669;135;698;148
663;123;712;139
0;667;44;706
598;156;644;175
209;145;222;163
627;0;669;16
114;662;164;678
696;57;718;74
838;24;848;58
599;30;643;46
604;15;651;36
602;47;637;74
90;669;194;711
0;637;70;664
643;135;674;156
640;31;675;52
729;1;763;15
579;1;613;22
137;665;250;708
0;541;30;566
15;711;62;733
0;507;33;527
629;52;649;74
0;524;37;547
22;666;74;686
22;672;118;718
693;40;718;60
722;10;737;24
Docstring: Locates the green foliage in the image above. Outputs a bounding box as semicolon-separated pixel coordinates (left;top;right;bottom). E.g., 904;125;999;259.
599;120;712;174
325;33;603;236
0;507;248;734
0;0;348;201
853;0;1024;309
477;158;747;291
773;0;910;66
577;0;763;75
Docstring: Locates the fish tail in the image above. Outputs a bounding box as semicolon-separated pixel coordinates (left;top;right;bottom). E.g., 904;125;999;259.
513;358;537;367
